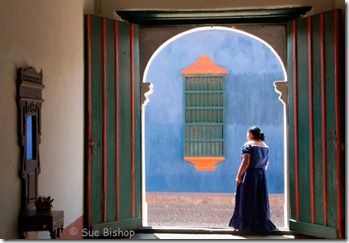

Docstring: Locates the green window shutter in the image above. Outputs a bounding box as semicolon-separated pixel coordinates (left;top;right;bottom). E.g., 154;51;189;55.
184;75;225;157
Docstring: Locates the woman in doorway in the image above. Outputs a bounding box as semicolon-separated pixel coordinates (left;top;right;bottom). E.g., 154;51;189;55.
229;126;276;232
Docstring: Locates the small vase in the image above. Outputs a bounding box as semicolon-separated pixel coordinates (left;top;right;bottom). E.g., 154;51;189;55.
36;206;51;214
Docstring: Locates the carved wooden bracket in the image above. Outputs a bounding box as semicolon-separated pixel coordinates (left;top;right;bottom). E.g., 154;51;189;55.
273;80;288;105
141;82;153;106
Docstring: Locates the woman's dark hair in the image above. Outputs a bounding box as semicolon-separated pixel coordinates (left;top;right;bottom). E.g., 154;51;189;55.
248;126;265;141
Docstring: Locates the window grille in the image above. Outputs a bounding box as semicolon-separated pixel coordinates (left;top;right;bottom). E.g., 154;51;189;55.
184;75;224;157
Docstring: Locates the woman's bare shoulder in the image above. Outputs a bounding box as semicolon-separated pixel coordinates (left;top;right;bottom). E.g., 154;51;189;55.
243;141;253;146
258;141;269;148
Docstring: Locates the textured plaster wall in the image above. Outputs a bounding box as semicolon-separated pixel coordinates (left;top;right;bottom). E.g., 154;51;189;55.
0;0;94;239
140;25;286;81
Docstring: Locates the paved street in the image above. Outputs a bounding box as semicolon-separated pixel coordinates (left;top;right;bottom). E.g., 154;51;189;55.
146;192;285;229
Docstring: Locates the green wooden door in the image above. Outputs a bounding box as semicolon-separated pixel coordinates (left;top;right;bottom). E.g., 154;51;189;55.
287;9;345;239
85;15;142;234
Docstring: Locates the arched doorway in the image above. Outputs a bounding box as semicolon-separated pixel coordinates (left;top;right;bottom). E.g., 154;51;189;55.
141;26;287;229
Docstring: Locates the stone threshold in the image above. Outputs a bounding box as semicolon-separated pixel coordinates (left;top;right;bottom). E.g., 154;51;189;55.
137;226;293;236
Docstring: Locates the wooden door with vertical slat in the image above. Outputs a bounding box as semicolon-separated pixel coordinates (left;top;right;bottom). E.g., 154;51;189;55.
85;15;141;233
287;9;344;239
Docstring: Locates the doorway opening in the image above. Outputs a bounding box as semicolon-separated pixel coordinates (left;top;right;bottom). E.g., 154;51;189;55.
141;26;288;230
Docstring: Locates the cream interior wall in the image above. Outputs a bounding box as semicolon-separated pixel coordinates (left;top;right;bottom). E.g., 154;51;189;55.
99;0;344;19
0;0;94;239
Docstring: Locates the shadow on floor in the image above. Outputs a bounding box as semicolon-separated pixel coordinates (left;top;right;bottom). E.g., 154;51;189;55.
133;233;317;240
134;227;318;240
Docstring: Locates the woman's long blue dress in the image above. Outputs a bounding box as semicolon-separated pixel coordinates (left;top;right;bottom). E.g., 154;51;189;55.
229;143;276;232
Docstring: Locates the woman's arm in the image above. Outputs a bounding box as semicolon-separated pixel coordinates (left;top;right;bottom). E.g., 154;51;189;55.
235;154;250;185
265;160;269;171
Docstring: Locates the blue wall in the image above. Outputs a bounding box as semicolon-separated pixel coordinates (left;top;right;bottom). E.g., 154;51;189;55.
145;28;285;193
